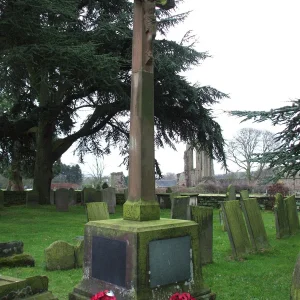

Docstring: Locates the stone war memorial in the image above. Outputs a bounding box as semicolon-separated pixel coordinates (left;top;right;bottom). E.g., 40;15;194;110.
69;0;215;299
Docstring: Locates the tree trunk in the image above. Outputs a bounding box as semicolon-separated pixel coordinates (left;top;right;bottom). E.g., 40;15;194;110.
33;119;54;204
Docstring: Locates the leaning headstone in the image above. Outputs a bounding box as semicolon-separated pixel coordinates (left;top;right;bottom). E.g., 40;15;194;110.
291;254;300;299
171;196;191;220
0;275;58;299
0;190;4;210
69;188;77;206
55;188;69;212
86;202;109;221
221;200;252;258
226;184;236;200
191;206;213;265
44;240;75;270
240;190;249;201
101;187;116;214
75;239;84;268
50;189;55;205
82;187;101;204
26;191;39;208
240;198;270;251
0;241;23;257
285;195;300;235
274;193;290;239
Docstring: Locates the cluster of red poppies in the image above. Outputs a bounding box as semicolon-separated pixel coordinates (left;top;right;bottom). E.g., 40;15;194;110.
169;292;196;300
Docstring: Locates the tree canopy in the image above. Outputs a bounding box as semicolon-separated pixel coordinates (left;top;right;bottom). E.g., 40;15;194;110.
0;0;228;202
231;100;300;181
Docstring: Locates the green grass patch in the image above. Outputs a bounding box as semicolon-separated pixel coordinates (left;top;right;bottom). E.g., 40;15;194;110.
1;206;299;299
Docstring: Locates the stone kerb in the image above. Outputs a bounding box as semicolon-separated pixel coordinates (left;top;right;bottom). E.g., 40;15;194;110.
171;196;191;220
26;191;40;208
240;198;270;251
285;195;300;235
55;188;69;212
191;206;213;265
101;187;116;214
86;202;109;222
221;200;252;258
274;193;290;239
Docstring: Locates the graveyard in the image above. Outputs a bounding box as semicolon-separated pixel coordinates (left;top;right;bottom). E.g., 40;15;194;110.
1;200;300;299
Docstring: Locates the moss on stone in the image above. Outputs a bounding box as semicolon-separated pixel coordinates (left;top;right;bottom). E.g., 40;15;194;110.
0;253;35;268
123;199;160;221
274;193;290;238
74;240;84;268
285;195;300;235
86;202;109;221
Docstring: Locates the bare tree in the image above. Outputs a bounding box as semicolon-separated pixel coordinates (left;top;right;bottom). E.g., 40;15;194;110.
227;128;277;183
87;157;105;188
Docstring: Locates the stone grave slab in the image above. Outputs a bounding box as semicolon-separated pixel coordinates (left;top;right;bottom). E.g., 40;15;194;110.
226;184;236;200
274;193;290;238
0;190;4;210
171;196;191;220
50;189;55;205
191;206;213;264
82;187;101;204
240;199;270;251
221;200;252;258
55;188;69;212
240;190;249;201
86;202;109;222
285;195;300;235
0;253;35;268
101;187;116;214
26;191;39;208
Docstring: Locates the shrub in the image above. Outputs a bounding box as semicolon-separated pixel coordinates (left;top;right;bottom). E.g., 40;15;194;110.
267;183;289;197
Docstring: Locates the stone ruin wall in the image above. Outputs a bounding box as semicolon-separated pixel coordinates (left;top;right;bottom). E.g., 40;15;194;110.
177;144;214;187
110;172;126;190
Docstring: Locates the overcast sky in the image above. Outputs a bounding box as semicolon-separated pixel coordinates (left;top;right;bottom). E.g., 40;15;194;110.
61;0;300;177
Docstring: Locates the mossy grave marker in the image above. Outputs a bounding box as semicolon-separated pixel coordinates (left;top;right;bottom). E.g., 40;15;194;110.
274;193;290;238
285;195;300;235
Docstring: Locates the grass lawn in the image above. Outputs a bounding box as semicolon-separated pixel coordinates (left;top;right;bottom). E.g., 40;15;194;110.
1;205;300;299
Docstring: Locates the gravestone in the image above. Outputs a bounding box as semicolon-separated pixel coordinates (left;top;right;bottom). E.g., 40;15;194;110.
171;196;191;220
69;188;77;206
50;189;55;205
221;200;252;258
75;240;84;268
274;193;290;239
101;187;116;214
240;199;270;251
285;195;300;235
0;189;4;210
188;193;198;206
86;202;109;222
166;191;180;209
55;188;69;212
191;206;213;265
124;188;128;201
291;254;300;299
45;240;75;270
219;208;226;231
240;190;249;201
82;187;101;204
0;275;57;299
26;191;39;208
226;184;236;200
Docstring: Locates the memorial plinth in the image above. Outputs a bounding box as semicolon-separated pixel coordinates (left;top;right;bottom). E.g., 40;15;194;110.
69;219;213;300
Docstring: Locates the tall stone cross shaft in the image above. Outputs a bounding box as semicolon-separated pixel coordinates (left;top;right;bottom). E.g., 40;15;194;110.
123;0;175;221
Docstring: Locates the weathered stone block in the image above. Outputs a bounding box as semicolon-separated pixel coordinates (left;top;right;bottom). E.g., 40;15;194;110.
274;193;290;239
285;195;300;235
0;253;35;268
171;196;191;220
45;241;75;270
75;240;84;268
55;188;69;212
241;199;270;251
0;241;23;257
221;200;252;258
101;187;116;214
26;191;39;208
191;206;213;265
86;202;109;222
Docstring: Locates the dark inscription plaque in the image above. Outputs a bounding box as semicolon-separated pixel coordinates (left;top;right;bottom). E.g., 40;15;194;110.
149;236;191;288
92;236;127;287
